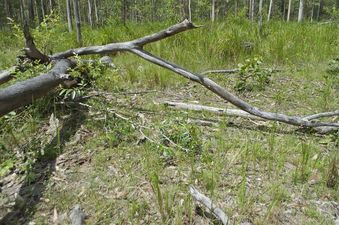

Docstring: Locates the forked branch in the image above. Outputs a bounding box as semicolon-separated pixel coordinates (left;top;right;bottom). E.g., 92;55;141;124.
1;20;338;130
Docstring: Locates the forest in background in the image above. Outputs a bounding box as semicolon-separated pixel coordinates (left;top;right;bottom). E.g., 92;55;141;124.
0;1;338;225
0;0;339;30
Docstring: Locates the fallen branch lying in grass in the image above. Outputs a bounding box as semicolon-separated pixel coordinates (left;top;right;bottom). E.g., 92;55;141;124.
163;101;263;121
189;186;231;225
201;68;282;75
0;20;338;131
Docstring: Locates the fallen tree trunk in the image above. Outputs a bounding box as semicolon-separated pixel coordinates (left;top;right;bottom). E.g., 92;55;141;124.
0;60;74;117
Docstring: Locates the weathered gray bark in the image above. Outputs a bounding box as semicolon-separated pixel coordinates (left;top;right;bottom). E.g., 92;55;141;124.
73;0;82;43
163;101;263;120
190;186;230;225
0;60;74;117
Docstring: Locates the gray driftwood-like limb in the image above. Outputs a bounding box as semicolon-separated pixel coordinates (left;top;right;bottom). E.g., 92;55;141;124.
50;19;198;59
201;68;282;75
0;66;16;85
0;59;74;117
129;48;338;128
189;186;230;225
69;204;86;225
303;110;339;121
163;101;263;120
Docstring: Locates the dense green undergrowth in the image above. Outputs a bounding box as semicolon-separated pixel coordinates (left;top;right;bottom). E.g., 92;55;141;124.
0;18;338;224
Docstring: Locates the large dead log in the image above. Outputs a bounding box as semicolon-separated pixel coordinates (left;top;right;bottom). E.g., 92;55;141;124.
0;59;74;117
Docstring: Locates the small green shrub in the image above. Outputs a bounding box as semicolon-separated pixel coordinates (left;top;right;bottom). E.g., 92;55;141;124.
235;56;272;92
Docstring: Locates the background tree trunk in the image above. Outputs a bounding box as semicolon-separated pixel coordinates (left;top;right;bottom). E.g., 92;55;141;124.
259;0;263;29
94;0;99;25
28;0;35;24
211;0;216;22
66;0;73;32
188;0;192;21
73;0;82;44
88;0;93;27
298;0;304;22
287;0;292;21
268;0;273;21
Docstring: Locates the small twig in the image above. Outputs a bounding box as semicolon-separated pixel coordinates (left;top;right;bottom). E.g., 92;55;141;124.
201;68;282;75
189;186;231;225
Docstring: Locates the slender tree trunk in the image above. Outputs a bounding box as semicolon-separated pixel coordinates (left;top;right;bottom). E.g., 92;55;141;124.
287;0;292;21
318;0;323;20
281;0;286;20
94;0;99;25
268;0;273;21
121;0;127;24
88;0;93;27
298;0;304;22
66;0;72;32
4;0;12;18
49;0;53;12
28;0;35;24
188;0;192;21
259;0;263;29
73;0;82;44
20;0;26;24
211;0;216;22
40;0;45;18
251;0;255;21
35;0;42;23
310;1;314;21
235;0;238;15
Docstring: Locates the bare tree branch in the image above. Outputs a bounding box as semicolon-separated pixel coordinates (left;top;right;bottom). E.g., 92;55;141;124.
50;19;199;59
129;48;338;128
163;101;263;120
303;110;339;121
189;186;231;225
1;20;337;130
201;68;282;75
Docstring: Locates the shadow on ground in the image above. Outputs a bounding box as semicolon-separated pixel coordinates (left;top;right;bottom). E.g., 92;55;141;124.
0;107;87;225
